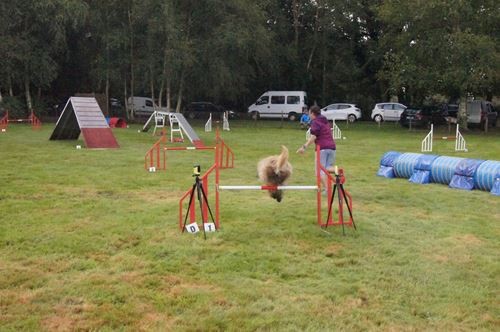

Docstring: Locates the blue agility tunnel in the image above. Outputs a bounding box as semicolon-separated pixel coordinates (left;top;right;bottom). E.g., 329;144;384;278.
377;151;402;178
378;152;500;195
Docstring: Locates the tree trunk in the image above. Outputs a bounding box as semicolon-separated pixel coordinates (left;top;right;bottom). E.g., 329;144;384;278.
8;76;13;97
24;78;33;112
175;69;185;113
128;8;135;120
292;0;300;49
149;63;155;105
0;89;3;103
166;77;171;112
158;48;168;108
458;95;468;130
105;70;110;116
158;81;164;108
124;79;131;120
306;5;320;74
322;48;326;106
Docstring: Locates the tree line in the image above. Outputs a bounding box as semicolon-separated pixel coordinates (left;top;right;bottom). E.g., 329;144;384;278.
0;0;498;124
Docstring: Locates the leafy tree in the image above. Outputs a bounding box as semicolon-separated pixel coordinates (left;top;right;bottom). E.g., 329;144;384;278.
377;0;500;128
0;0;87;113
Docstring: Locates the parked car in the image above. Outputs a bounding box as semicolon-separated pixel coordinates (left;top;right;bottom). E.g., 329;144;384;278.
247;91;308;121
466;100;497;128
183;102;237;120
371;102;407;122
399;106;447;128
441;103;459;118
320;103;361;122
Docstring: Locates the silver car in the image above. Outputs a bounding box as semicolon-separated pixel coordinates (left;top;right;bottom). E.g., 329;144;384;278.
321;103;361;123
371;102;407;122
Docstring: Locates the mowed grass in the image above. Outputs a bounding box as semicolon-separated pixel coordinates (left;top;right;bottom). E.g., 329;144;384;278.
0;120;499;331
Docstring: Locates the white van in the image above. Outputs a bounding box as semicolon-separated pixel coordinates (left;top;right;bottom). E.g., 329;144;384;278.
127;96;167;116
248;91;307;121
466;100;497;128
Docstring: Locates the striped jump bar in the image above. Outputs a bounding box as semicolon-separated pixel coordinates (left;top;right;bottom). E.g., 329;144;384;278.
218;185;319;190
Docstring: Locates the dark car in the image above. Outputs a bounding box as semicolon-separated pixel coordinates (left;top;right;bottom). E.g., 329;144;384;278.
399;106;447;128
441;103;459;118
183;102;237;120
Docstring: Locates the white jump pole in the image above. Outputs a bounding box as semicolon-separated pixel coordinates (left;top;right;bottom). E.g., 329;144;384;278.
218;185;318;190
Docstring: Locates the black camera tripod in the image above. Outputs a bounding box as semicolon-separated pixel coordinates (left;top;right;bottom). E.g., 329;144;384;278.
324;170;356;235
182;166;217;239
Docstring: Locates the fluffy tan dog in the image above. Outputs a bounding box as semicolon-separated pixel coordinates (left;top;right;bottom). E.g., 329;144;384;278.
257;146;293;202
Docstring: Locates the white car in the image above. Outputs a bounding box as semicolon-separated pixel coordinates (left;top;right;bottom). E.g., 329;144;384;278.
320;103;361;122
371;102;407;122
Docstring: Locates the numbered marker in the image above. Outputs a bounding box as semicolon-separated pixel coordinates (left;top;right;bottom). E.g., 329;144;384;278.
76;145;81;149
204;223;216;232
149;166;156;173
1;129;5;132
185;222;200;234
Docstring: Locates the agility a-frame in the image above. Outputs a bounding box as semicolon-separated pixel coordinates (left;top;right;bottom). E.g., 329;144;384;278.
50;97;119;149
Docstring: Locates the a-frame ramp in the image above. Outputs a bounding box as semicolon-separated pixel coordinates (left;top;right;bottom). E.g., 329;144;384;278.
50;97;119;148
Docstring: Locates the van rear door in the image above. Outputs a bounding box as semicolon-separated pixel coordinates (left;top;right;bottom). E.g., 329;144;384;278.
467;101;481;124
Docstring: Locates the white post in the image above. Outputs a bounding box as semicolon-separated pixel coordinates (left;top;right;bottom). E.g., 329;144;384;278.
421;124;433;152
455;124;467;152
205;113;212;132
223;111;230;131
331;120;342;140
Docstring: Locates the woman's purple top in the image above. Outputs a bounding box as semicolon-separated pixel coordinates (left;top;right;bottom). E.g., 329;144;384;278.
310;114;336;150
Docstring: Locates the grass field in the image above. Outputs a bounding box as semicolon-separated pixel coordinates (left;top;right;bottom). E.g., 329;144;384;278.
0;119;499;331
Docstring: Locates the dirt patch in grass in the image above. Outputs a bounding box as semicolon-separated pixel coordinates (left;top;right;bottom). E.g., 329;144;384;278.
426;234;483;264
452;234;482;246
137;311;174;331
41;298;95;331
325;244;343;257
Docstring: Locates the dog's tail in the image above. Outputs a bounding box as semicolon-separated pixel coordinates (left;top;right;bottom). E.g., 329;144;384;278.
275;145;289;174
